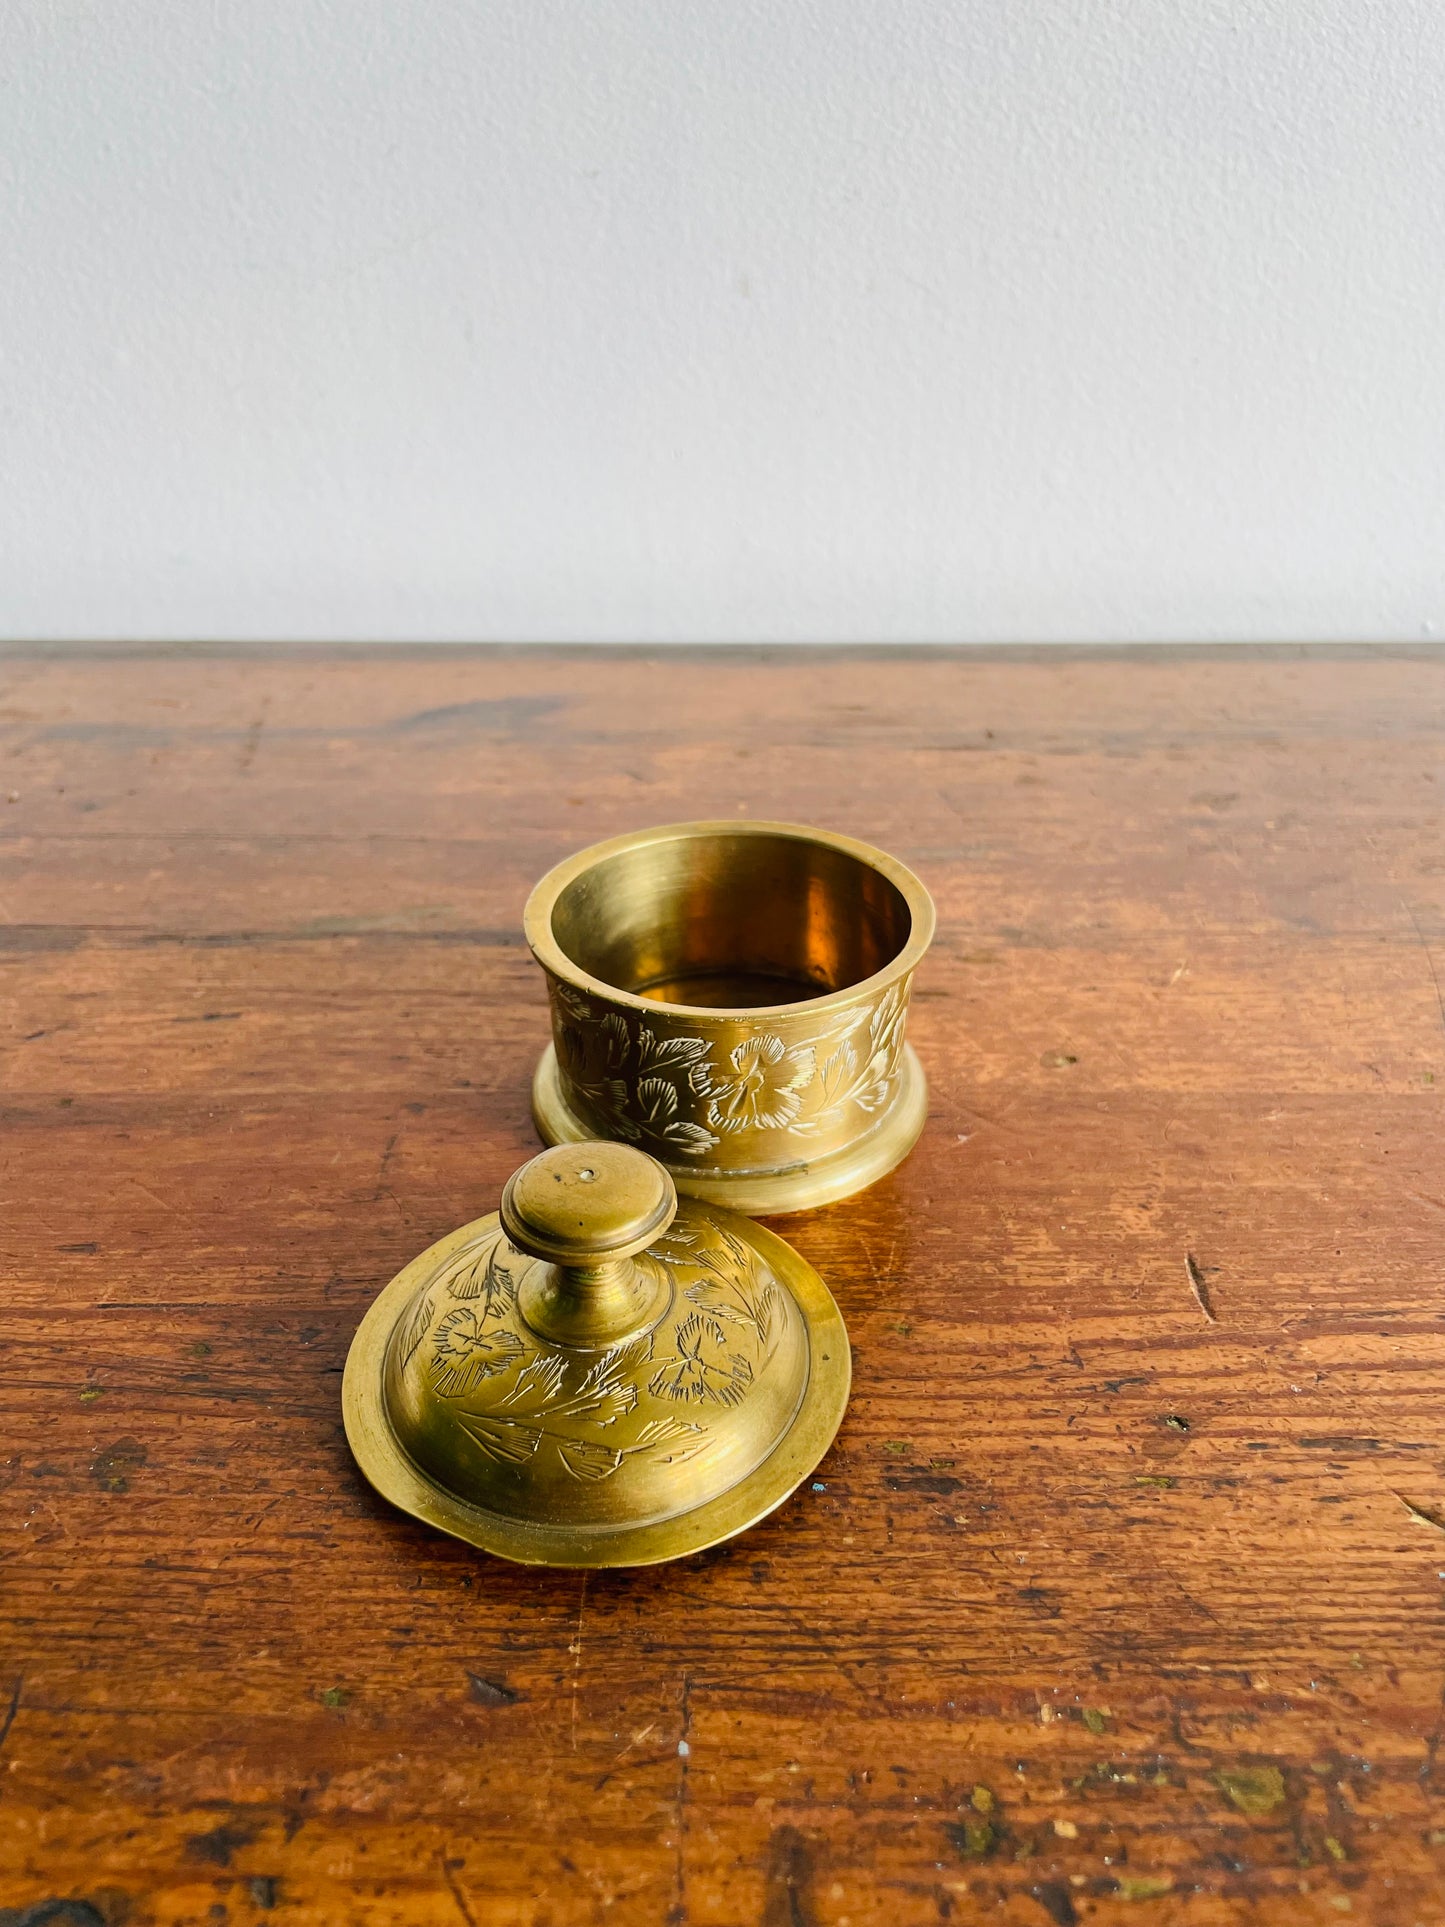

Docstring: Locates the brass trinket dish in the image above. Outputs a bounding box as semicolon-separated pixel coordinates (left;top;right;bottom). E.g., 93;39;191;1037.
525;821;935;1214
343;1141;850;1567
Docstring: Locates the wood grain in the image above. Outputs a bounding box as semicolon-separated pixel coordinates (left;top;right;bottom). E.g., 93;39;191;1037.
2;644;1444;1926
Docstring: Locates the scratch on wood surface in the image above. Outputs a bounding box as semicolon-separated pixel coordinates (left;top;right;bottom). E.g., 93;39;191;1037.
371;1130;400;1202
568;1573;588;1751
856;1234;900;1294
669;1677;693;1927
0;1674;21;1755
30;1498;71;1546
1185;1254;1216;1323
610;1720;656;1765
1405;904;1445;1037
128;1177;178;1214
1396;1494;1445;1534
763;1823;816;1927
438;1854;480;1927
237;698;270;775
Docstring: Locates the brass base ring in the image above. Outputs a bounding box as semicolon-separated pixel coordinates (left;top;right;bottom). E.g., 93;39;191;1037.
532;1042;928;1216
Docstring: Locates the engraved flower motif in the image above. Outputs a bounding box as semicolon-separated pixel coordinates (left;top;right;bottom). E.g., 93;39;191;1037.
431;1308;527;1398
550;1001;721;1155
695;1034;815;1134
648;1313;754;1407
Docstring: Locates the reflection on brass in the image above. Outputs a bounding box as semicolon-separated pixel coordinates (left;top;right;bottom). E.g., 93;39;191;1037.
342;1140;851;1567
524;821;936;1215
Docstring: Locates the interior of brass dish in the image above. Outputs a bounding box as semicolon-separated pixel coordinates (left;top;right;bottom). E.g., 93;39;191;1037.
547;827;916;1010
342;1141;852;1567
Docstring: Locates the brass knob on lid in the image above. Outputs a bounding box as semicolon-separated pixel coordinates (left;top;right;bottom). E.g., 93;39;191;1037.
500;1141;676;1264
500;1143;676;1348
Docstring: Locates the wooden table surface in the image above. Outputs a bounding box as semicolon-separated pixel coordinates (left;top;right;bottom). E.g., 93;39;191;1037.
3;645;1445;1927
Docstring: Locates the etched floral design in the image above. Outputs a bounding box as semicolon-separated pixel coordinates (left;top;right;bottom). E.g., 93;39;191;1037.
692;1035;816;1133
454;1343;707;1481
634;1075;718;1155
404;1215;720;1482
431;1308;528;1397
555;1003;634;1135
639;1030;709;1077
647;1313;754;1407
654;1221;781;1351
551;986;720;1156
647;1221;785;1412
548;974;911;1154
396;1288;437;1370
792;982;907;1130
444;1238;517;1316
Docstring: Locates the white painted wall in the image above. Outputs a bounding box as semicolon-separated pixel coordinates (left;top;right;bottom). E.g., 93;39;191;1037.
2;1;1442;643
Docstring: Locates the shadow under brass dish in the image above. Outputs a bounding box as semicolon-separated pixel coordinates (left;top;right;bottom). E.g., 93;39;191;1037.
525;821;935;1214
342;1141;851;1567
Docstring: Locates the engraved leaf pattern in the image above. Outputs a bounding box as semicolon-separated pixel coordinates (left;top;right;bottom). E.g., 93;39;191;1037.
639;1031;710;1074
636;1075;723;1155
600;1079;643;1139
396;1288;436;1370
678;1223;781;1351
554;982;593;1023
554;1436;629;1482
445;1238;517;1316
600;1011;630;1069
455;1412;539;1466
816;1038;857;1107
870;983;906;1052
453;1338;706;1481
651;1221;781;1393
637;1075;680;1123
567;1349;641;1427
791;984;908;1132
685;1273;780;1352
551;1417;708;1484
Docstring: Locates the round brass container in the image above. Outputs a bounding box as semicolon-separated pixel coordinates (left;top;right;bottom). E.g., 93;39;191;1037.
524;821;935;1214
343;1142;851;1567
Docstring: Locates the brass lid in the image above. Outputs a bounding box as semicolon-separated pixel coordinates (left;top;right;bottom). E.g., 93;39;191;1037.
342;1142;851;1567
